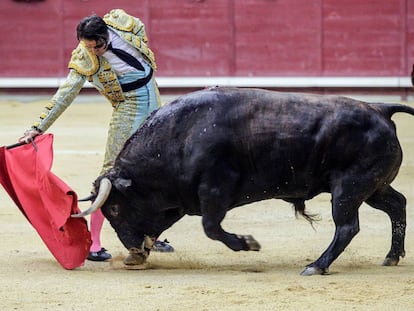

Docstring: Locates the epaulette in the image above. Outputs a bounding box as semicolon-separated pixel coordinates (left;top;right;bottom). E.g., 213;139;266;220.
68;42;99;76
103;9;135;32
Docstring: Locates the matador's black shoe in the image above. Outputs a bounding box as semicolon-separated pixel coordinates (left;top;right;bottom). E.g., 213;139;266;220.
87;248;112;261
152;239;174;253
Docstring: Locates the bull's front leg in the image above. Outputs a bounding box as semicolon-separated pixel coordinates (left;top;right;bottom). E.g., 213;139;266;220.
123;235;155;266
201;215;261;251
198;177;261;251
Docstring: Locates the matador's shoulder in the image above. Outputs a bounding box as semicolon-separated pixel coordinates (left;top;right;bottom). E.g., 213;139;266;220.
103;9;145;35
68;42;99;76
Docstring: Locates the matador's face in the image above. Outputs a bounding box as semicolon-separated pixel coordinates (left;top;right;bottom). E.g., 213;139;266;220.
82;37;108;56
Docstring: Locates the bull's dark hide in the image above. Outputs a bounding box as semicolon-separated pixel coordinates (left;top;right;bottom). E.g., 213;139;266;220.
85;87;414;275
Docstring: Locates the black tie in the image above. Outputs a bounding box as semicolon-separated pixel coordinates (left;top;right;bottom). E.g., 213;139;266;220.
107;43;144;71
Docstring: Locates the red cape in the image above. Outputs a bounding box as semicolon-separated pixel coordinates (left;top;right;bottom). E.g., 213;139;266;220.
0;134;91;269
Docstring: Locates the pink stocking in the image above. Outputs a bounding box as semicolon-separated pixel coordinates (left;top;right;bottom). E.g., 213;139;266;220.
90;209;105;252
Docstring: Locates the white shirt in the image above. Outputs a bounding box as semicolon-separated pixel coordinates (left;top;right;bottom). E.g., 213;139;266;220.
103;29;146;76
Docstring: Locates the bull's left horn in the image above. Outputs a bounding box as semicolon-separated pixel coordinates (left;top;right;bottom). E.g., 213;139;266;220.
71;178;112;218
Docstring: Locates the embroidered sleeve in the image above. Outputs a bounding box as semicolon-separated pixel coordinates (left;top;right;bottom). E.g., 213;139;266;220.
33;70;86;132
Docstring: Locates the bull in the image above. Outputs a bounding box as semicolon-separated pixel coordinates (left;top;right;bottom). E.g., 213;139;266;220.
73;87;414;275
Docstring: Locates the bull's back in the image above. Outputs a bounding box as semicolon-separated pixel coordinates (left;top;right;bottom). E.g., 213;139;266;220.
126;87;402;199
174;88;389;154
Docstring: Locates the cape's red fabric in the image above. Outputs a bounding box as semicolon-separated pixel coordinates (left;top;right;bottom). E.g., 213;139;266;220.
0;134;91;269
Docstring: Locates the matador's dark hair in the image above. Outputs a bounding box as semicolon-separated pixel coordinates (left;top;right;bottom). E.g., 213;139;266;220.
76;14;108;41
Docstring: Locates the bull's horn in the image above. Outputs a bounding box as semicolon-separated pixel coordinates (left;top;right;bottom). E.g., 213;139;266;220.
71;178;112;218
77;194;95;202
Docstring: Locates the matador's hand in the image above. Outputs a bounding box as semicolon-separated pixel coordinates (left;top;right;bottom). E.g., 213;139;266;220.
18;128;42;144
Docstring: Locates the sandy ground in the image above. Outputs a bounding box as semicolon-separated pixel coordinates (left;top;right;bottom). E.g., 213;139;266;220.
1;94;414;310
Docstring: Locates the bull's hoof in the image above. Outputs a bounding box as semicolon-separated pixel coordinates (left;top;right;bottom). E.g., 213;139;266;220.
123;253;146;265
123;247;149;266
243;235;261;251
382;257;399;266
300;265;329;276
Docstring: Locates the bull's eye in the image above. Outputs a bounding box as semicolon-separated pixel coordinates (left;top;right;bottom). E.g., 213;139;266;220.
110;204;120;217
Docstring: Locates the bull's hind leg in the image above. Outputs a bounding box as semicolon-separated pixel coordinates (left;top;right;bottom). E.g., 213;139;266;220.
365;185;406;266
301;180;365;276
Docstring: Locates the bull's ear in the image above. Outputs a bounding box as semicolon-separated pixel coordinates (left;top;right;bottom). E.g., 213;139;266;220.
113;178;132;194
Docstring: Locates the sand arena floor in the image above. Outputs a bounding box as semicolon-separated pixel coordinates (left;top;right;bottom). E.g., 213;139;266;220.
1;94;414;310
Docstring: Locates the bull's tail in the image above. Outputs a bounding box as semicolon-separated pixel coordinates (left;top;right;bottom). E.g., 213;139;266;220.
290;199;320;225
369;103;414;119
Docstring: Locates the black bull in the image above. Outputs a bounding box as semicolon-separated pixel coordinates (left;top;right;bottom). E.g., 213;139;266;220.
74;87;414;275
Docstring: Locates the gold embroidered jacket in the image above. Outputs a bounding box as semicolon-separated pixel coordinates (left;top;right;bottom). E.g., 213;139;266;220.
33;9;157;131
